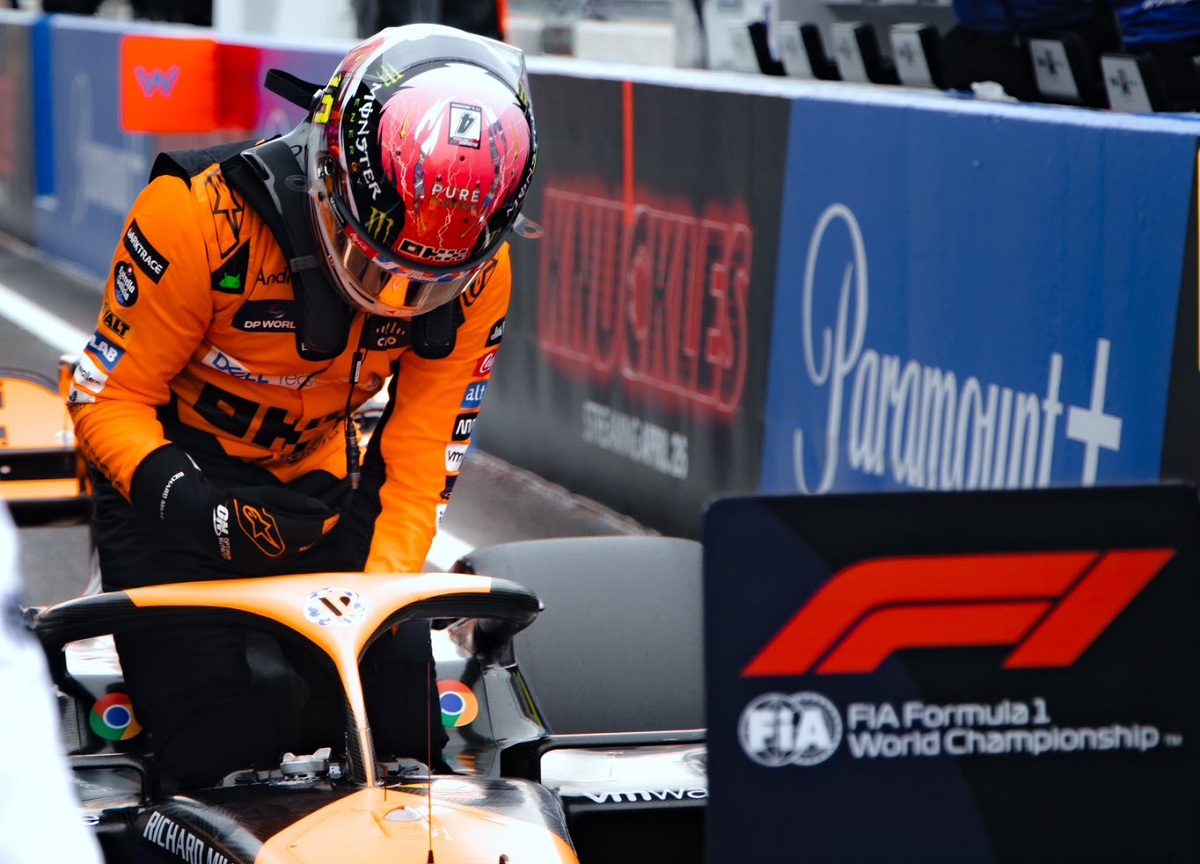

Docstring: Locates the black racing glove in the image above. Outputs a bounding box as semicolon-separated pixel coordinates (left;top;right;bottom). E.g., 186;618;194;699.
131;445;340;575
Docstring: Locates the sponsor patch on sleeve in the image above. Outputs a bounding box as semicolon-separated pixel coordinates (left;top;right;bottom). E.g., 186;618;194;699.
85;330;125;373
451;411;479;442
113;262;139;307
485;317;505;347
68;354;109;403
460;381;487;410
74;353;109;388
212;242;250;294
123;219;170;283
445;442;468;472
101;302;132;339
472;350;497;379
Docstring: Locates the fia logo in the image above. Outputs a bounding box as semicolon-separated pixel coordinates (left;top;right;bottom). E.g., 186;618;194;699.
739;691;842;767
134;66;180;98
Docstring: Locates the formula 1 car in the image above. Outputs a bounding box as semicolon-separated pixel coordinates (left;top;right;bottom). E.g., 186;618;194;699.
31;534;707;864
0;361;90;525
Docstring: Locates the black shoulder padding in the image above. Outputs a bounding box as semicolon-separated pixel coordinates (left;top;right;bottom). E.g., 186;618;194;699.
409;299;464;360
220;134;355;361
149;139;259;187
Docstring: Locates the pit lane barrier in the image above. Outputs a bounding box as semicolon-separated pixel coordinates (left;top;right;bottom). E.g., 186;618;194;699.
1;10;1199;543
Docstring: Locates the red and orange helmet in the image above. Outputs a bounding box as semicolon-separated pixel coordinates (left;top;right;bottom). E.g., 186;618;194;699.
307;24;538;317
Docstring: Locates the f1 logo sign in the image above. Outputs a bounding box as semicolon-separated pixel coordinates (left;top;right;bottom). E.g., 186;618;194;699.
743;549;1174;676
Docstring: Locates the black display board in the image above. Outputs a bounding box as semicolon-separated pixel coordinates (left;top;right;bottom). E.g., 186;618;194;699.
705;484;1200;863
478;71;788;538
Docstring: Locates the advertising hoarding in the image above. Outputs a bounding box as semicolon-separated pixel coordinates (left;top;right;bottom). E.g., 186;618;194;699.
705;485;1200;862
481;68;788;537
760;95;1200;497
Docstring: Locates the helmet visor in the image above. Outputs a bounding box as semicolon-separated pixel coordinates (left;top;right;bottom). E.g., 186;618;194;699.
309;164;488;317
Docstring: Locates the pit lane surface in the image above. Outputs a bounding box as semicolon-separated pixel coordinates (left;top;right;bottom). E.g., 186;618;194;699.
0;238;652;608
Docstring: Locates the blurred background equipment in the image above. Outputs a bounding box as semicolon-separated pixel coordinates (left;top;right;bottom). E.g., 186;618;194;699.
352;0;504;40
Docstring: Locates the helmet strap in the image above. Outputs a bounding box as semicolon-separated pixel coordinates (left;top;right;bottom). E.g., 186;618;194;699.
224;128;355;360
263;68;326;114
409;299;463;360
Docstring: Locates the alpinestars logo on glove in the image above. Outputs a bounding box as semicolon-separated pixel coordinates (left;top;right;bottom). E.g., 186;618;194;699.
742;549;1174;676
236;502;286;557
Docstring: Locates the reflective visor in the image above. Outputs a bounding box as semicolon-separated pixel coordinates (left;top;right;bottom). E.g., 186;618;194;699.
331;189;494;280
309;172;486;317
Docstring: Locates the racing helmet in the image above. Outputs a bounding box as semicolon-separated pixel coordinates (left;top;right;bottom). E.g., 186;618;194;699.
306;24;538;317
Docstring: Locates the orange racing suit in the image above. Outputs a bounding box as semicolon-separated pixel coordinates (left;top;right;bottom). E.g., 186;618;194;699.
69;159;510;575
66;150;509;786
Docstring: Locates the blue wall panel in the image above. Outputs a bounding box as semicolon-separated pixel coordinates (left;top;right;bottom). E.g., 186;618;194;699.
761;94;1200;496
33;17;156;282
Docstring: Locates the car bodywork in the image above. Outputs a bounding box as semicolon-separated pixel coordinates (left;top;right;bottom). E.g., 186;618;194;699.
453;535;707;862
0;364;89;523
33;536;708;864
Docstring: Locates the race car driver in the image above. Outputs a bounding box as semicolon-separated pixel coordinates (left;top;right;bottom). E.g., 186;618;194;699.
67;24;538;788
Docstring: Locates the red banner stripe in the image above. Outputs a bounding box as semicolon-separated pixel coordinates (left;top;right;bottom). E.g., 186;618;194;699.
742;552;1096;677
1003;548;1175;668
817;601;1052;674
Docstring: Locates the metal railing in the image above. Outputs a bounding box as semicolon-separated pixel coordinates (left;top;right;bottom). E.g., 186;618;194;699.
508;0;674;21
